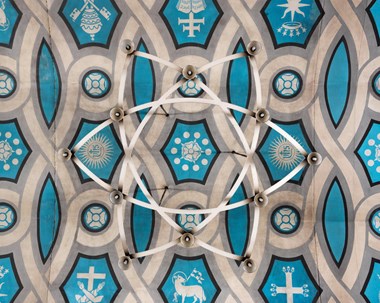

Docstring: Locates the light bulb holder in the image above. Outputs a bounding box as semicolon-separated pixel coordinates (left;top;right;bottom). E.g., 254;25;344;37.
182;65;197;80
254;192;268;208
109;190;123;204
58;148;72;161
118;255;131;270
110;107;124;121
307;152;322;166
180;232;195;248
243;258;256;273
120;39;135;55
246;41;261;56
256;108;270;123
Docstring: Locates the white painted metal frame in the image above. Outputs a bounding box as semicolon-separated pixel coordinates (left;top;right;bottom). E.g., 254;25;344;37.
60;41;320;271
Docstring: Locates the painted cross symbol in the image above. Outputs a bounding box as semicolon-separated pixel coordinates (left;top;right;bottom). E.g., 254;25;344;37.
270;267;309;303
77;266;106;291
178;12;205;37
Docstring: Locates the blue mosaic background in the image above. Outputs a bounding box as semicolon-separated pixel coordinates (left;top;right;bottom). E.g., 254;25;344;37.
1;0;380;302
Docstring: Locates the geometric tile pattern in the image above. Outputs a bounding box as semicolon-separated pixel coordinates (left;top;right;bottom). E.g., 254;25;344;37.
64;46;316;271
1;0;380;301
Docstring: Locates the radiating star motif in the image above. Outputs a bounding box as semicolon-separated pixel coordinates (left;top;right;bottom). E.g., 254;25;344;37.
278;0;310;21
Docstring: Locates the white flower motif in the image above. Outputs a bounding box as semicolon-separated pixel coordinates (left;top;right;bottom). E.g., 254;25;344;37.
181;140;202;163
0;140;13;162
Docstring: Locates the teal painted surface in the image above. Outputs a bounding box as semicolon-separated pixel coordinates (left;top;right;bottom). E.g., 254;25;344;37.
131;176;154;259
133;40;155;121
227;40;250;124
226;181;249;257
38;174;60;263
325;38;350;127
323;178;347;266
37;40;61;128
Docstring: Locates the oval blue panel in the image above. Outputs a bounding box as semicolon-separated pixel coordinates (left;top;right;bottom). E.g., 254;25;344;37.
38;173;61;264
227;39;251;125
132;39;155;121
325;37;350;128
226;178;249;259
131;175;154;263
323;178;347;267
37;39;61;129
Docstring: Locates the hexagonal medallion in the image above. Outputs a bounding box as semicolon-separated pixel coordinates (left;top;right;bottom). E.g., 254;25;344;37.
69;119;123;183
161;119;219;184
158;254;220;303
257;120;312;185
261;0;324;48
59;0;121;49
160;0;223;48
259;255;321;303
60;253;121;303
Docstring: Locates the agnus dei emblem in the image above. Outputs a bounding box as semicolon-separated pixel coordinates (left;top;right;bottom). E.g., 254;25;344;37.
172;269;206;303
159;255;220;303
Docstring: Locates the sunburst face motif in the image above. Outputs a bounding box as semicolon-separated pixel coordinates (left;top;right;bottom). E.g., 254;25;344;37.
269;136;304;170
78;134;113;169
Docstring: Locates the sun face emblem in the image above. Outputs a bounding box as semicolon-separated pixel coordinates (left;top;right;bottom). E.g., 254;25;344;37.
78;134;113;169
269;136;304;170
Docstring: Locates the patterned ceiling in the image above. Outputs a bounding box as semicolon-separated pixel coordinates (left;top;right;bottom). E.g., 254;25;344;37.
0;0;380;302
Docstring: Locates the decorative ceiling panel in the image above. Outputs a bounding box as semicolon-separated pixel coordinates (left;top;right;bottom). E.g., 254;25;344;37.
0;0;379;302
